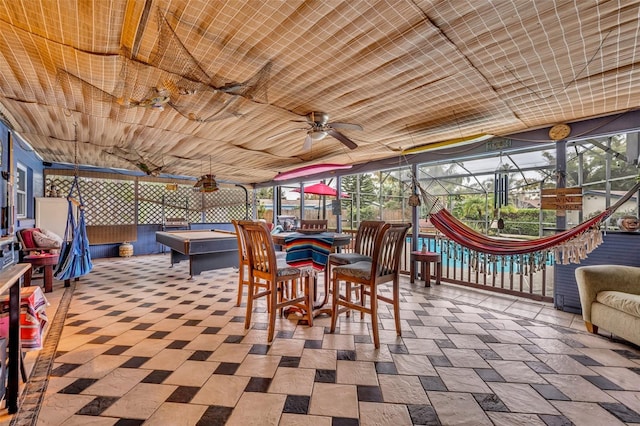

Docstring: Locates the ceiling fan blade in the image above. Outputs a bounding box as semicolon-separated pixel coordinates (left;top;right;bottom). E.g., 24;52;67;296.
266;127;307;141
329;122;363;131
328;129;358;150
303;134;313;151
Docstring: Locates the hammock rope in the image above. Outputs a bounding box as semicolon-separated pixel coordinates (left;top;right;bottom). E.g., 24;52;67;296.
54;126;93;280
416;178;640;265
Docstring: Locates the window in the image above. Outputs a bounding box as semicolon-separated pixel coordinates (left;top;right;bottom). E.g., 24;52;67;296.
16;163;27;218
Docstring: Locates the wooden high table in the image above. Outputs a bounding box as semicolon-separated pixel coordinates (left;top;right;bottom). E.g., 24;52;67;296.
272;231;352;315
0;263;30;414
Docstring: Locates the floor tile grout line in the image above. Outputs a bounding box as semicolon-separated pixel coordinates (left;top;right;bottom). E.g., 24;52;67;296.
401;281;590;332
10;280;76;426
30;260;640;424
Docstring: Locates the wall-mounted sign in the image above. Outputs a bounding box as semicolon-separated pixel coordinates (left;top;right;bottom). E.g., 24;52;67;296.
541;187;583;211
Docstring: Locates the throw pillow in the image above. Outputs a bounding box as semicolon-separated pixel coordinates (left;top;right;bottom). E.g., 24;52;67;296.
32;230;61;248
42;229;64;246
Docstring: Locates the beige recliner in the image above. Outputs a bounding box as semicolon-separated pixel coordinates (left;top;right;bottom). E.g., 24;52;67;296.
575;265;640;346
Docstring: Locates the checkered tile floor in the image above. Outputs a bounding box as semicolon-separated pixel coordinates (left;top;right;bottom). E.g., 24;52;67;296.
4;254;640;425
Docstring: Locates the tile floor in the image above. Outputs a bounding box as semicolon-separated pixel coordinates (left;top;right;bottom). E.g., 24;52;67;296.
2;254;640;425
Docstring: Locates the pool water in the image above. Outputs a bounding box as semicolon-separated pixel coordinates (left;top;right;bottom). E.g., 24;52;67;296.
414;238;555;273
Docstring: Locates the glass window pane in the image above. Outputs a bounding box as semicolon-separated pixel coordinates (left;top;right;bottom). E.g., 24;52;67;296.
16;167;26;191
16;192;26;217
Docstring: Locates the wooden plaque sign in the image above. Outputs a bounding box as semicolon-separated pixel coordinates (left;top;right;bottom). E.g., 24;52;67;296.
540;187;583;211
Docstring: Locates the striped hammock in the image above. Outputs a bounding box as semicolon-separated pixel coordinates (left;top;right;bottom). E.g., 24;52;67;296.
419;180;640;266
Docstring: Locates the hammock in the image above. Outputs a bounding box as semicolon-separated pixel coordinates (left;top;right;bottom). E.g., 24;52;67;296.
54;175;93;280
419;180;640;265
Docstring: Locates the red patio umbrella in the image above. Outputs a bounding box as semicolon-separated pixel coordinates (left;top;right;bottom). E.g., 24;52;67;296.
292;182;349;220
292;182;349;197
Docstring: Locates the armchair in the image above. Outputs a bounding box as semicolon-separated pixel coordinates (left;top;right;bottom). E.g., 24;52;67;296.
575;265;640;346
16;228;61;259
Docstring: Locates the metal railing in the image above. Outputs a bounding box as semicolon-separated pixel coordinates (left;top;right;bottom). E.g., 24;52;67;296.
402;233;554;302
338;229;554;302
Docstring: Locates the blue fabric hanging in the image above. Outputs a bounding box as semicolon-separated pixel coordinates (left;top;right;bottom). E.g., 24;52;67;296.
54;175;93;280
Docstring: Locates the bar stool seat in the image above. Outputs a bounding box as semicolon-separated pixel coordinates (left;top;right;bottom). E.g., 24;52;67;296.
410;251;442;287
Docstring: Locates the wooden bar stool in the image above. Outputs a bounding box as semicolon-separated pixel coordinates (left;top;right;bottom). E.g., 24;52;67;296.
410;250;441;287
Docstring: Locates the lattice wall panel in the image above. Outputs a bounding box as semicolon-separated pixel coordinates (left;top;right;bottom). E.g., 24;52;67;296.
202;187;253;222
138;182;166;225
46;175;135;226
138;181;198;224
46;171;254;227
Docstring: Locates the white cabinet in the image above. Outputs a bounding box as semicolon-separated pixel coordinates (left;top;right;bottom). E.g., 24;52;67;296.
35;197;73;240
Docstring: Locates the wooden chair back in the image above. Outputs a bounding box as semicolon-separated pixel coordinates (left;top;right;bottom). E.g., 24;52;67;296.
354;220;385;256
239;220;278;281
232;220;251;307
232;220;248;260
371;223;412;280
299;219;328;230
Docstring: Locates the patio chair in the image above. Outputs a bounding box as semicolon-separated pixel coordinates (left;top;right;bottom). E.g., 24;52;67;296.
238;220;314;342
232;220;264;308
299;219;328;230
324;220;385;296
330;222;411;348
16;228;61;259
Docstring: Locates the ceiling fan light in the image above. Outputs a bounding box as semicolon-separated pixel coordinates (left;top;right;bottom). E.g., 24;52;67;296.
309;130;328;140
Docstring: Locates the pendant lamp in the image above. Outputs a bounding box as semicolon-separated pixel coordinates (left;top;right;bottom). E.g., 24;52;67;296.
194;156;219;192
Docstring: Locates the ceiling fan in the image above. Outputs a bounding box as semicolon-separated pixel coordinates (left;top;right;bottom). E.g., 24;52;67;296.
269;112;363;151
104;147;166;176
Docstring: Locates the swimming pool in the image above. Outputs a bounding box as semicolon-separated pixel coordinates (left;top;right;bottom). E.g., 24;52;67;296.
414;238;555;273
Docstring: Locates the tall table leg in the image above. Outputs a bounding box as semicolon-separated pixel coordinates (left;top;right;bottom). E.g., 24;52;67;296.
43;264;54;292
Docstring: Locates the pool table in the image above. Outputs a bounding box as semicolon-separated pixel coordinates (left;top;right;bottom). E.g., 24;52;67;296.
155;230;239;278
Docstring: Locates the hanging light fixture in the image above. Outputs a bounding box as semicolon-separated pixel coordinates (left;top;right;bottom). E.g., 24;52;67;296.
194;156;219;192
